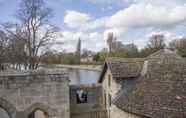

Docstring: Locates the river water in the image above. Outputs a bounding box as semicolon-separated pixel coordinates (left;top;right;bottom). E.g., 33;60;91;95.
67;68;101;85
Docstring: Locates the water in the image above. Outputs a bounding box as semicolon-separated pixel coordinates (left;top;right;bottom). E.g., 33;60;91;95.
68;69;101;85
0;107;9;118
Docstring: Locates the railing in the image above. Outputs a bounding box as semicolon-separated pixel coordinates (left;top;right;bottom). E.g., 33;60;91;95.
71;110;108;118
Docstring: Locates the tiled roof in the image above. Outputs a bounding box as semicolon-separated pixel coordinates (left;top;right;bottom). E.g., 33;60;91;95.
106;58;144;78
113;49;186;118
98;57;144;83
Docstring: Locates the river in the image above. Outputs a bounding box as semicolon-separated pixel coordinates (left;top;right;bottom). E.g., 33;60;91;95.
67;68;101;85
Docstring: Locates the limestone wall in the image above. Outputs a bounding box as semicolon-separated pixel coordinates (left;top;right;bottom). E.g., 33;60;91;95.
101;69;140;118
110;105;141;118
70;84;107;118
0;71;70;118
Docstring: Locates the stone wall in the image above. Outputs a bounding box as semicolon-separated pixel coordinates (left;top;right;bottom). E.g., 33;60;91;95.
110;105;141;118
102;68;140;118
0;70;70;118
70;84;107;118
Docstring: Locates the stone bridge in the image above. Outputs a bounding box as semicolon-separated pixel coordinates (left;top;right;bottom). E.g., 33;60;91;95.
0;70;70;118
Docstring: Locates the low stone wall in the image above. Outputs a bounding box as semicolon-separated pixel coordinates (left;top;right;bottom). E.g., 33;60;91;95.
71;110;108;118
0;70;70;118
70;84;107;118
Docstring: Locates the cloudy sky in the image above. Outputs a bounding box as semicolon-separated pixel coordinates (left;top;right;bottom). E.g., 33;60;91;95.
0;0;186;52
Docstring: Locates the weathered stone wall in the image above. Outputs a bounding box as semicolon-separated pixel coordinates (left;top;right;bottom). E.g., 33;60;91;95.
0;70;70;118
110;105;141;118
102;69;140;118
70;84;107;118
102;69;122;112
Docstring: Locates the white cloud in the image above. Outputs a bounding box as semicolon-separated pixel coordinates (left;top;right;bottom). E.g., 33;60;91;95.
146;31;185;45
107;3;186;28
86;17;109;30
62;1;186;51
64;2;186;32
103;28;126;40
64;10;91;28
64;10;108;31
88;0;131;5
133;0;186;6
53;31;107;52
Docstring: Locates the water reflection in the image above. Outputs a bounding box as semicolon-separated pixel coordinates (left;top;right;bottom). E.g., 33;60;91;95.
68;69;100;85
0;107;9;118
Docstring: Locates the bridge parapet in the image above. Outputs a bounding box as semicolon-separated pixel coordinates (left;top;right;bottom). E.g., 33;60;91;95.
0;69;70;118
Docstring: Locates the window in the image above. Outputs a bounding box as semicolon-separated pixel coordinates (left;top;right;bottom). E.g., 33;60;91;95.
76;90;88;104
104;92;107;108
108;74;111;87
109;94;112;107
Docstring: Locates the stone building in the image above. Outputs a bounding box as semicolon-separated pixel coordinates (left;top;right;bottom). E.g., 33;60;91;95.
0;70;70;118
0;69;106;118
98;49;186;118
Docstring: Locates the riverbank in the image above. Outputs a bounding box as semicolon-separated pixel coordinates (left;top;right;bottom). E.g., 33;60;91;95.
42;64;102;71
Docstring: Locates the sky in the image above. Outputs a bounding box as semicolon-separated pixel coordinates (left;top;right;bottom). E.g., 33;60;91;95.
0;0;186;52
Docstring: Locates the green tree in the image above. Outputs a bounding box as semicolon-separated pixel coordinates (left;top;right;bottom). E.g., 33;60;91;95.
95;48;108;63
125;44;139;58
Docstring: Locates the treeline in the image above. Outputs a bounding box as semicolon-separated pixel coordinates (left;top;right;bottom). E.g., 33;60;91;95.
41;33;186;65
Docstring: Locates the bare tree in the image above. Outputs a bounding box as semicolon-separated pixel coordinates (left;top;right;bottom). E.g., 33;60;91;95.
4;0;57;70
147;34;166;49
140;34;166;57
0;30;9;70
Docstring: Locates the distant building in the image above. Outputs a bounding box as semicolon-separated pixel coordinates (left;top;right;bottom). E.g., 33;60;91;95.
81;54;94;63
98;49;186;118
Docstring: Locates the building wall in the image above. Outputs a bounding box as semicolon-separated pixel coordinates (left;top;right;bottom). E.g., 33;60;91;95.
111;105;141;118
102;69;122;107
101;69;140;118
70;84;107;118
0;72;70;118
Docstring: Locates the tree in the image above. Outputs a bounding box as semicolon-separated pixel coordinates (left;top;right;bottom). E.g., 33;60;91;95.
125;44;139;58
94;48;108;63
4;0;57;70
0;30;9;70
107;32;114;54
147;34;166;49
61;53;76;64
140;34;166;57
75;38;81;64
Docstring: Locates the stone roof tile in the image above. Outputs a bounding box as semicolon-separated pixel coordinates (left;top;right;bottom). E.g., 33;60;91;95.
113;49;186;118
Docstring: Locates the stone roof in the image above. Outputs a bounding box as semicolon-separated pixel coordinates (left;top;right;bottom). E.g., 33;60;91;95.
98;57;144;83
113;49;186;118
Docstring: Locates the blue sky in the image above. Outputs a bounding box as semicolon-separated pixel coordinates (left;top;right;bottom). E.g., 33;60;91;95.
0;0;186;52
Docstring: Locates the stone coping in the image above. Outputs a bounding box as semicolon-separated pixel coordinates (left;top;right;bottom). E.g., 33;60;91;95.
0;69;68;77
70;84;102;88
